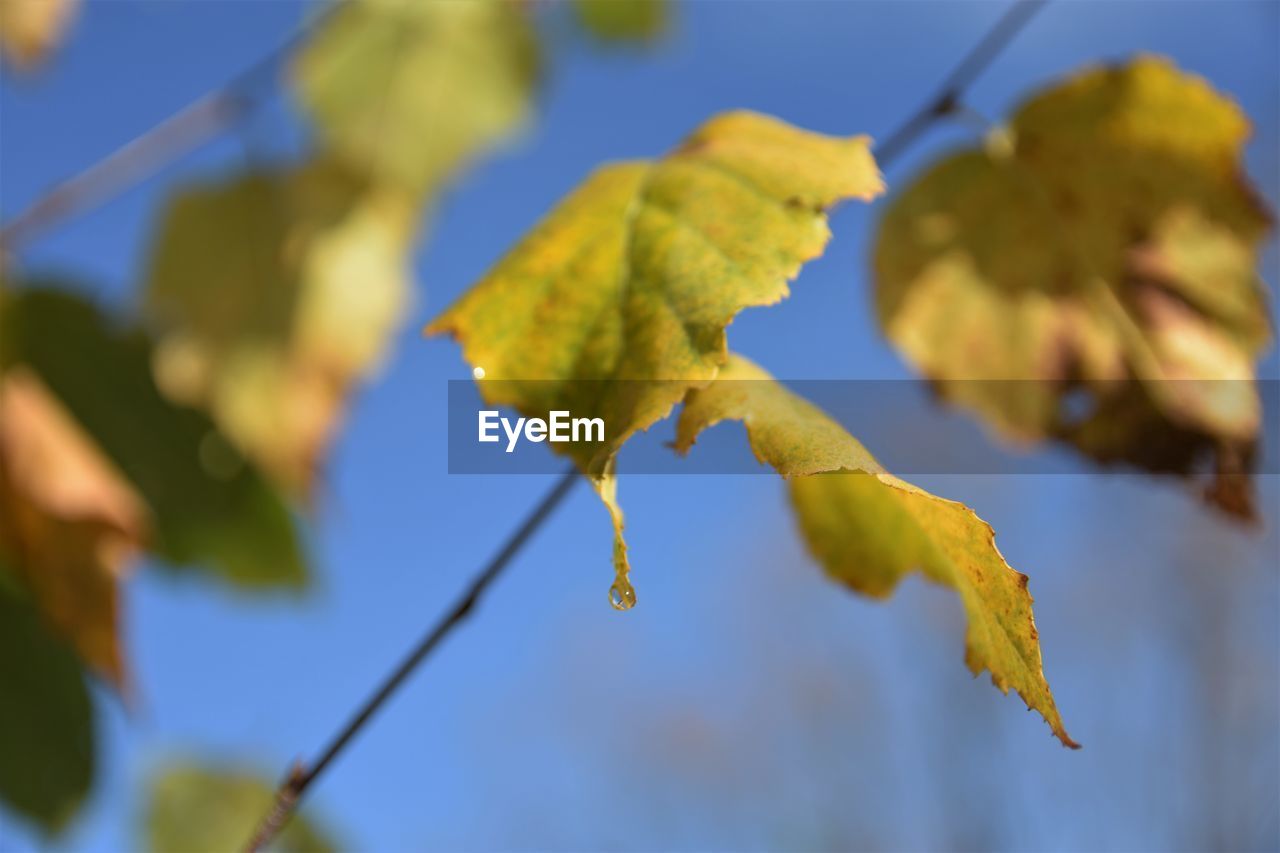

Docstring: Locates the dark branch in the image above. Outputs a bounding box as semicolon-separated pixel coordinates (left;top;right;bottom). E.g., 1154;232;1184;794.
873;0;1047;167
244;467;581;852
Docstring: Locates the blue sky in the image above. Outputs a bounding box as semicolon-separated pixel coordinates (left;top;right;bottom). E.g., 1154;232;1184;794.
1;1;1277;850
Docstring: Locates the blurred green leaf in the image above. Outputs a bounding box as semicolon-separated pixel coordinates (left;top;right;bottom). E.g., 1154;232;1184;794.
675;354;1076;748
143;163;415;496
145;763;337;853
572;0;668;44
0;570;94;834
0;286;307;590
293;0;540;195
874;55;1272;519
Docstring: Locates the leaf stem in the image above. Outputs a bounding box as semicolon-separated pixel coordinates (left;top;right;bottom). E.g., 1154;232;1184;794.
243;467;580;853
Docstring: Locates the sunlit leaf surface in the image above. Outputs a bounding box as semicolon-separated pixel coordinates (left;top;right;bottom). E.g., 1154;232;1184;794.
675;354;1076;748
429;110;882;604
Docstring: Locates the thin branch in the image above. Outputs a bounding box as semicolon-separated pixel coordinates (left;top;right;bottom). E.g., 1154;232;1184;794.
0;9;330;251
873;0;1046;167
242;3;1047;849
244;467;581;852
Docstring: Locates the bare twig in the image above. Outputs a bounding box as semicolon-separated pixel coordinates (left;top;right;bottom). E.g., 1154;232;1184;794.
244;467;581;852
243;2;1047;848
0;9;330;251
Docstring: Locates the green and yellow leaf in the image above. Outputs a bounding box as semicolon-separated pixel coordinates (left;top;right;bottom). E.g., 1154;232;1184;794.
874;55;1272;519
428;110;882;605
292;0;539;196
675;354;1077;748
143;162;416;496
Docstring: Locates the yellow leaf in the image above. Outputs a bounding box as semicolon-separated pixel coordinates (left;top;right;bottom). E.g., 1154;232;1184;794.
675;354;1076;748
428;110;882;602
0;368;147;686
143;162;416;496
874;55;1272;520
292;0;539;195
0;0;77;70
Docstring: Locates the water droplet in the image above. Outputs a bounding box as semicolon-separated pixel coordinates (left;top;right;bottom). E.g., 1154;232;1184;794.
608;581;636;611
472;366;486;380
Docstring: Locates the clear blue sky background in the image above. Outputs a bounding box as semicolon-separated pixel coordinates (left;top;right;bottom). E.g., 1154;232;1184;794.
1;1;1277;850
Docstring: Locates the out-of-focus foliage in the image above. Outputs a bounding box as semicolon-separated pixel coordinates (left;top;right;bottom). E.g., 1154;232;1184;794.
0;573;94;834
143;163;416;497
292;0;540;196
0;0;77;70
875;56;1272;519
144;763;337;853
0;365;143;687
429;110;883;606
2;287;307;588
572;0;668;44
674;354;1076;748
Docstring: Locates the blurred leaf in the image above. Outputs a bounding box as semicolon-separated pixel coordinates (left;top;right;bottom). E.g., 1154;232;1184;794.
1;287;307;589
874;55;1272;519
0;367;144;686
428;110;882;604
144;162;415;496
573;0;668;43
675;354;1077;748
145;763;337;853
0;0;78;70
0;572;94;834
293;0;540;195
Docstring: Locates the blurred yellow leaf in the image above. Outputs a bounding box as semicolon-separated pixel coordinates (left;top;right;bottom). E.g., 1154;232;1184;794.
874;55;1272;519
572;0;668;43
293;0;539;195
0;0;77;70
0;367;145;686
0;573;94;834
145;763;337;853
428;110;882;604
1;287;307;589
675;354;1076;748
144;163;416;496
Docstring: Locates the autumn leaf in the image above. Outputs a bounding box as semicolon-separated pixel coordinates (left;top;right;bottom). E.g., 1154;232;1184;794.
0;0;78;70
674;354;1076;748
145;763;338;853
428;110;882;605
0;573;94;834
292;0;540;196
1;287;307;589
0;367;145;687
874;55;1272;519
143;161;416;496
572;0;668;44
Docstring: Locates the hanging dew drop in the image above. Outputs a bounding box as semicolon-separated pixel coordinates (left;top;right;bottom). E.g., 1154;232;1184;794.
608;581;636;611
